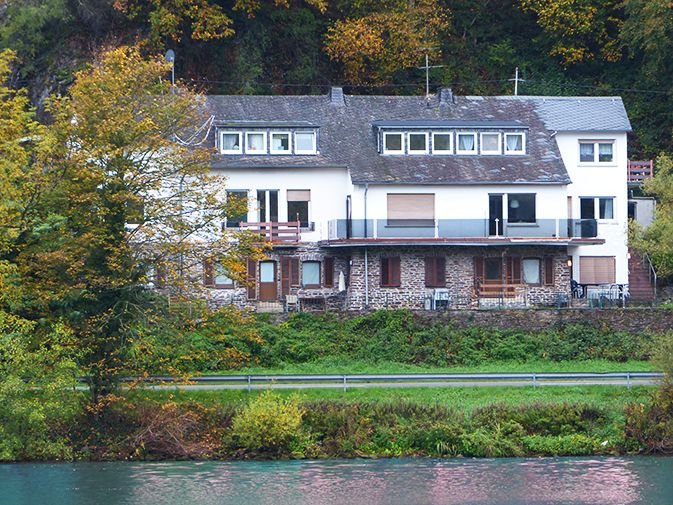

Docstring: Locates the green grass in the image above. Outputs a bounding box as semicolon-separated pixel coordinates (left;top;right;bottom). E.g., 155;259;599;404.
203;357;655;376
132;384;654;414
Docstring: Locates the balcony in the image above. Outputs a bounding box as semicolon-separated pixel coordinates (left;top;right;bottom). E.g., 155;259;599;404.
240;221;301;243
327;218;600;243
628;160;653;184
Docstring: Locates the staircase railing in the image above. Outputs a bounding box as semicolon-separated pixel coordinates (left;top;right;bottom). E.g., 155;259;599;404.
644;253;657;301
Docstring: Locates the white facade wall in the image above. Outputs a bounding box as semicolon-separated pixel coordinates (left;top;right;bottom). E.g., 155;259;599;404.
554;131;629;284
218;167;351;242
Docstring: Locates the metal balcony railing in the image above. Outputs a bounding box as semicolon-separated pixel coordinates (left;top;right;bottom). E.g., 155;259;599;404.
328;219;598;240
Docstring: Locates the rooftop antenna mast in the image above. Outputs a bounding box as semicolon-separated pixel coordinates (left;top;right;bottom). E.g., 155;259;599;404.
509;67;525;96
165;49;176;88
417;48;444;99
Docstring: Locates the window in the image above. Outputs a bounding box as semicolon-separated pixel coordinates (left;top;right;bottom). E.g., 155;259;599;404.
302;261;321;288
295;131;316;154
522;258;541;285
408;133;428;154
504;133;525;154
480;133;501;154
456;133;477;154
580;197;615;220
383;132;404;154
507;193;536;223
204;260;234;288
599;198;614;219
432;133;452;154
381;256;401;287
425;256;445;287
225;190;248;228
387;193;435;226
579;256;616;284
270;132;291;154
580;141;614;163
220;131;242;154
245;132;267;153
287;189;310;228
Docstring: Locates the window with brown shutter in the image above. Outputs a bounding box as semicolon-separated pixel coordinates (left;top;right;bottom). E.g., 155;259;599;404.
544;256;554;285
387;194;434;226
246;258;257;299
324;257;334;287
381;256;401;287
203;259;214;287
425;256;446;287
280;257;300;295
579;256;615;284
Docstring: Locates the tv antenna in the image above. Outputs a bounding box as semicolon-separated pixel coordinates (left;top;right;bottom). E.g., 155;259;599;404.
165;49;175;87
508;67;525;96
417;48;444;99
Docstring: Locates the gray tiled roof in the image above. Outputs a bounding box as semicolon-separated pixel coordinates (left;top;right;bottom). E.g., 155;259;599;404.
205;92;628;185
493;96;632;132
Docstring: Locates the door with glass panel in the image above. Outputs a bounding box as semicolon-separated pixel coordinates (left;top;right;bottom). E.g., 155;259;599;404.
259;261;277;301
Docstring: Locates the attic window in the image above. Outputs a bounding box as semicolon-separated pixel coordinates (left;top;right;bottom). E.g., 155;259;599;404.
505;133;525;154
408;133;428;154
295;131;317;154
271;132;291;154
383;132;404;154
245;132;267;154
456;133;477;154
432;133;452;154
220;132;242;154
480;133;501;155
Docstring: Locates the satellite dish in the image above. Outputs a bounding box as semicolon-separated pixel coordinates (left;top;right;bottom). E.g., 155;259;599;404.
165;49;175;64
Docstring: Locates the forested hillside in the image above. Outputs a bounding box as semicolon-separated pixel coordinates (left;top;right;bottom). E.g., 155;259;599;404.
1;1;671;156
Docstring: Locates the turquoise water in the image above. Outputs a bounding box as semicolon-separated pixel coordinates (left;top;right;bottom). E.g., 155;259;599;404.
2;456;672;505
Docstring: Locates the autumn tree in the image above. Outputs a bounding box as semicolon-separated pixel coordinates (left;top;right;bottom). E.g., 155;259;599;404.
324;0;450;84
16;46;264;399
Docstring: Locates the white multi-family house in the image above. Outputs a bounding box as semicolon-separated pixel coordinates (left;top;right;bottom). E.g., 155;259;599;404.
203;88;631;310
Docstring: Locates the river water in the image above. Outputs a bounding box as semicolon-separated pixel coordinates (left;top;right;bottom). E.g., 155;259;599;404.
2;456;672;505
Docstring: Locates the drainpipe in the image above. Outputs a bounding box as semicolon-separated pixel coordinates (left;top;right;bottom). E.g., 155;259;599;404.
364;183;369;238
364;247;369;308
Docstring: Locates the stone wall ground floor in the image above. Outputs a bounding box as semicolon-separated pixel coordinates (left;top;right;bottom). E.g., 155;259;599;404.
204;244;573;312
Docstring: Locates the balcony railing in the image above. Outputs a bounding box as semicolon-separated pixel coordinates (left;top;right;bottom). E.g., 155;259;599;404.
328;219;598;240
628;160;653;183
240;221;301;242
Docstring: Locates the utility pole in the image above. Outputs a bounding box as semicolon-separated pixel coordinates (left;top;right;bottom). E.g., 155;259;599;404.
417;49;444;99
508;67;525;96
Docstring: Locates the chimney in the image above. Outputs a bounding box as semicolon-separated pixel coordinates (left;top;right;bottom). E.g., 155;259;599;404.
329;86;345;107
439;88;454;106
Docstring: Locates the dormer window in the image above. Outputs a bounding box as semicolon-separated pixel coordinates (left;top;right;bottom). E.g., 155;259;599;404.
408;133;428;154
480;133;501;155
505;133;525;154
383;132;404;154
295;131;317;154
432;133;452;154
245;132;267;154
271;132;291;154
220;132;242;154
456;133;477;154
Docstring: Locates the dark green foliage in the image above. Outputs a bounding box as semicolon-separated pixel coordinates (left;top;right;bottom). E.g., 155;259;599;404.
183;310;651;372
624;384;673;454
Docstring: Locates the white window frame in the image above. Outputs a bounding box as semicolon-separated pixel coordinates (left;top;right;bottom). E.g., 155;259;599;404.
579;140;615;164
598;197;615;220
270;131;292;155
294;131;317;154
245;131;267;154
220;131;242;154
456;132;477;155
504;133;526;155
408;132;429;155
480;132;501;155
432;132;452;154
383;132;405;155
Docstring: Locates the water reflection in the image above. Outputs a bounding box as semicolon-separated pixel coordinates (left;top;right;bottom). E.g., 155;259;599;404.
2;456;671;505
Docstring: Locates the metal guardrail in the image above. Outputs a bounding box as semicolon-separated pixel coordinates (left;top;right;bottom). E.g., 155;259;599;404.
105;371;664;391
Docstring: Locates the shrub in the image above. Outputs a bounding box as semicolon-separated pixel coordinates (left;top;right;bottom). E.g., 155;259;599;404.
624;385;673;455
230;391;304;453
523;434;601;456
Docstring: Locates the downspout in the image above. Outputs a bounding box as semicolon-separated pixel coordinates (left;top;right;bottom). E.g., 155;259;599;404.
364;183;369;308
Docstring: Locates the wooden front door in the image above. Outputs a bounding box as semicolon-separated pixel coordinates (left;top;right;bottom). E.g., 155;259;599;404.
259;261;277;301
